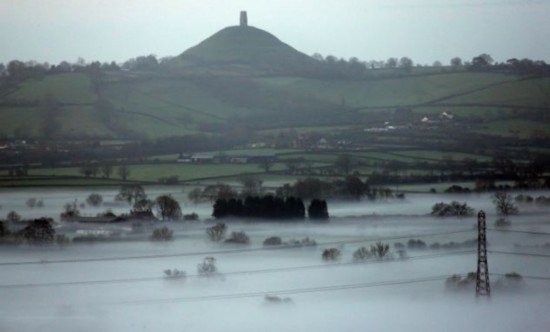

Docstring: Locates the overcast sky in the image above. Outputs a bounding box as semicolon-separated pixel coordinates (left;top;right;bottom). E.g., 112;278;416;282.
1;0;549;65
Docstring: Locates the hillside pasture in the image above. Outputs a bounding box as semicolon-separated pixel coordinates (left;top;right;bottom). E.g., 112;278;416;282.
4;73;96;104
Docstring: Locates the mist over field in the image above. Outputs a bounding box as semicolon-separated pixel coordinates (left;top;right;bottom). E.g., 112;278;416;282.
2;189;550;332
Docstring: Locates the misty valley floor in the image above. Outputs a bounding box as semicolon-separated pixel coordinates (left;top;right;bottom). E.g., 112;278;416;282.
1;190;550;331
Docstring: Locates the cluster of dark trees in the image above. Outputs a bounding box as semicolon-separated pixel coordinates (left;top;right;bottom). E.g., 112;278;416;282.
275;176;400;201
212;195;329;220
0;218;56;244
431;201;475;217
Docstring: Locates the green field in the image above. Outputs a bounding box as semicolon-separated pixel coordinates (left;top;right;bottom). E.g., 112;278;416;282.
257;72;517;108
22;163;288;183
6;73;97;104
1;69;549;139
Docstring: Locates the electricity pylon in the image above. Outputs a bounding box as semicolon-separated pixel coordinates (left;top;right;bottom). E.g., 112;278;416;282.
476;210;490;296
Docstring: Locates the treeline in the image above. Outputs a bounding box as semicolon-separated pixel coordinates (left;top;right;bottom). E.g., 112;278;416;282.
467;54;550;76
4;52;547;88
212;196;329;220
275;176;401;201
0;59;120;83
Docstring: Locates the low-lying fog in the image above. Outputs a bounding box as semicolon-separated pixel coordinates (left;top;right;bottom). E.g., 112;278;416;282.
1;188;550;331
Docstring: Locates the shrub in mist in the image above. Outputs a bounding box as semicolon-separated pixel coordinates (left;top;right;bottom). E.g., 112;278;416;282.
26;198;44;208
151;226;174;241
198;257;218;276
286;237;317;247
431;201;474;217
494;272;525;291
183;212;199;221
206;223;227;242
96;209;117;218
86;193;103;207
407;239;427;249
263;236;283;246
225;231;250;244
22;217;55;244
353;247;373;261
445;272;476;291
322;248;341;261
6;210;21;222
370;241;392;260
164;269;186;279
60;200;80;221
264;294;293;305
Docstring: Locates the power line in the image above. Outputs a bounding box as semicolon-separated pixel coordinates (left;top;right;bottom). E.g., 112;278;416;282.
488;228;550;237
0;229;473;267
491;273;550;281
489;250;550;259
99;274;458;306
0;250;475;290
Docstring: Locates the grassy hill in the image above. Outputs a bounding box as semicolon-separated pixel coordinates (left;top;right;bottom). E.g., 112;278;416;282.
0;23;549;141
179;26;313;64
1;69;549;139
168;25;318;75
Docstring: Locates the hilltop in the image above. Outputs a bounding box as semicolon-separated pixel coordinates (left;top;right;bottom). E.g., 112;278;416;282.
168;25;318;75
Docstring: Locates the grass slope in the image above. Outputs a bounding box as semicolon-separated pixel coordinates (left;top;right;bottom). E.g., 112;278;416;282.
6;73;96;103
1;69;549;139
178;26;315;67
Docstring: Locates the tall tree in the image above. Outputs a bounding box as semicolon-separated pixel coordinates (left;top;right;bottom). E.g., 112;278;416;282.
492;192;519;216
385;57;398;68
450;57;462;67
155;195;182;220
398;57;414;71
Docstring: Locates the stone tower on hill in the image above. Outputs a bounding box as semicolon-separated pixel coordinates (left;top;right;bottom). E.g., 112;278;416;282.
240;11;248;27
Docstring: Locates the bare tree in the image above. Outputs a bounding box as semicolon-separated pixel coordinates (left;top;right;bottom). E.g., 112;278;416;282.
492;191;519;216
